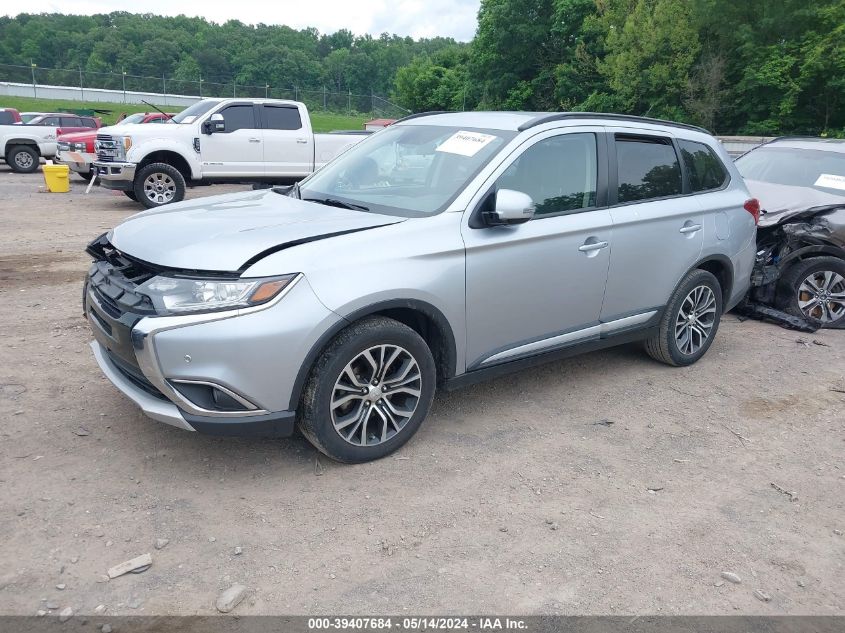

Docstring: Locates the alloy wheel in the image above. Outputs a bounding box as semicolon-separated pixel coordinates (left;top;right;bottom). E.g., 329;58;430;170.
14;152;33;170
798;270;845;323
675;285;717;355
330;344;422;446
143;172;176;204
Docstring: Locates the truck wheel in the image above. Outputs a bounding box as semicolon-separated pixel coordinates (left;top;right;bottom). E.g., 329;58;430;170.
77;168;94;182
777;256;845;329
7;145;39;173
134;162;185;208
298;317;436;463
123;191;138;201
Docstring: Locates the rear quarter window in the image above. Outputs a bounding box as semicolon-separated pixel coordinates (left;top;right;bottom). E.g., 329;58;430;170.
0;111;14;124
679;140;728;192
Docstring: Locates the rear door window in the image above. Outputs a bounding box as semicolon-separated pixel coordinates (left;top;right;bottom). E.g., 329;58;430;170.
61;117;83;127
263;105;303;131
679;140;728;191
615;136;682;203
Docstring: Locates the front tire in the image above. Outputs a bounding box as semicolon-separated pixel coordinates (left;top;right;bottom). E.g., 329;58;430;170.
777;256;845;329
7;145;39;173
298;317;436;463
133;162;186;208
645;269;723;366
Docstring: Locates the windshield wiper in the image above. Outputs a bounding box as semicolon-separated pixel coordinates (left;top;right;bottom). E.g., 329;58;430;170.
303;197;369;211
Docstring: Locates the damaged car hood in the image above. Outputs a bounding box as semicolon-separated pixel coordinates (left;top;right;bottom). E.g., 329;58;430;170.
109;189;404;272
747;179;845;248
747;179;845;226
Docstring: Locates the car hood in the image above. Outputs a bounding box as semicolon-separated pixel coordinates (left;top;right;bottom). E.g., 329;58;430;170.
109;189;405;272
58;130;95;142
747;179;845;227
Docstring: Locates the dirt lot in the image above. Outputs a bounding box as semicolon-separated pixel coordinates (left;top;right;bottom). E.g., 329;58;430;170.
0;167;843;617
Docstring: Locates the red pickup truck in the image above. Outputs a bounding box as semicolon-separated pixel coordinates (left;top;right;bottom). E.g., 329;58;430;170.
56;112;173;180
0;108;22;125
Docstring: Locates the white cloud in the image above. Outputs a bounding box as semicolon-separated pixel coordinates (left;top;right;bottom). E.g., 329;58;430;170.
3;0;481;41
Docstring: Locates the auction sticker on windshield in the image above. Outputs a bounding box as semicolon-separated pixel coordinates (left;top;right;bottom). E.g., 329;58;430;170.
814;173;845;191
436;131;498;157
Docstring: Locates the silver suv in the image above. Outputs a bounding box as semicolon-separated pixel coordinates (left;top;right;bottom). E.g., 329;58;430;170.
85;112;758;463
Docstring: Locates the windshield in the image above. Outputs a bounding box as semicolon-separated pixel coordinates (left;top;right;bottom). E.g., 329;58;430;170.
299;124;516;217
736;146;845;197
171;99;221;124
118;113;146;125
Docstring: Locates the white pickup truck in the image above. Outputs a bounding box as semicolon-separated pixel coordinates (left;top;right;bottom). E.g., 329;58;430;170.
93;98;369;208
1;124;59;173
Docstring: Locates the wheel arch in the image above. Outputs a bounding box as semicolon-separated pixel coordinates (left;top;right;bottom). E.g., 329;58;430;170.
288;299;457;411
693;255;734;312
138;150;192;182
5;139;40;154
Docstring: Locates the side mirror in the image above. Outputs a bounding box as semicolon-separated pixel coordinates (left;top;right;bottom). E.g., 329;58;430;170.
484;189;535;226
203;113;225;134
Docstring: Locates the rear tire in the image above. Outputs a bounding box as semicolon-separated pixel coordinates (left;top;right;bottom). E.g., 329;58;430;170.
298;317;436;463
133;162;186;209
645;269;723;366
777;256;845;329
7;145;39;173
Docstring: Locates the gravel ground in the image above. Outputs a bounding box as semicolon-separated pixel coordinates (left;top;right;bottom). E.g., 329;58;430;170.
1;168;843;617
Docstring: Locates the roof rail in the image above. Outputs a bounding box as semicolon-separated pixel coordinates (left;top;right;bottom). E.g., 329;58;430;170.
517;112;711;134
393;111;452;124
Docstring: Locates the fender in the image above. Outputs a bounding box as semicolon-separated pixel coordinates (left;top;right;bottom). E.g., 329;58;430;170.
286;298;458;411
127;138;202;180
778;244;845;269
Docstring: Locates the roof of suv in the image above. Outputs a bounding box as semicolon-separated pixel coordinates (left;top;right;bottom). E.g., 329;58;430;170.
762;137;845;154
395;111;710;134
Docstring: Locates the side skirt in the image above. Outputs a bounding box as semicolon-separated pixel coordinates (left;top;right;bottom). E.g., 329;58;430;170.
444;326;658;392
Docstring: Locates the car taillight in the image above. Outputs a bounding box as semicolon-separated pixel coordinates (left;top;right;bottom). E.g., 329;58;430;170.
56;127;64;136
744;198;761;225
87;141;95;153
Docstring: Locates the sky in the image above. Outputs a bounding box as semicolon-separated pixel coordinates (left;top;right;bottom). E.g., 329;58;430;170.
3;0;483;41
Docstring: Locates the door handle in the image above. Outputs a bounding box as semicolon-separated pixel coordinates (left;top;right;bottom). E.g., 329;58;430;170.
679;223;702;234
579;240;609;252
296;138;308;144
248;138;261;143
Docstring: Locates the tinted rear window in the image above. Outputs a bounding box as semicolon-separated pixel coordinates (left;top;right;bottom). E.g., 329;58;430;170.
679;140;727;191
61;117;82;127
264;106;302;130
616;136;682;203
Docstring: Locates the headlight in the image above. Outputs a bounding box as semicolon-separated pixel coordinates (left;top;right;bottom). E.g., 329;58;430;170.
122;136;132;152
72;142;87;151
138;274;298;314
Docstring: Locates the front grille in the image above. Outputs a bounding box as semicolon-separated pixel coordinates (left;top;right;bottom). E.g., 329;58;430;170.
86;234;157;317
95;134;119;162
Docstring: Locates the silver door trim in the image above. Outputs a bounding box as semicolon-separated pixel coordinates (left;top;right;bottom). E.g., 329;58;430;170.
478;310;657;367
599;310;657;335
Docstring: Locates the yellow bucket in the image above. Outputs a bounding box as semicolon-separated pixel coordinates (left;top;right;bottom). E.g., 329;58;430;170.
43;164;70;193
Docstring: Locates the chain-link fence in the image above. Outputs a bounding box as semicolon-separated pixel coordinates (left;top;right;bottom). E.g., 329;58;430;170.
0;62;411;119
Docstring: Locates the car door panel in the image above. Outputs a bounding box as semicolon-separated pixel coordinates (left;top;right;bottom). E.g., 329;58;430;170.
461;128;612;369
261;105;313;177
601;130;704;319
201;104;263;177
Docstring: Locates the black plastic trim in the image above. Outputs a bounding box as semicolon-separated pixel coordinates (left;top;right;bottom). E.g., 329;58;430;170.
518;112;710;134
184;409;296;438
446;326;659;392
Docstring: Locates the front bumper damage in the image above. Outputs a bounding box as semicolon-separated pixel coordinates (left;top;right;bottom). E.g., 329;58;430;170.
82;236;335;438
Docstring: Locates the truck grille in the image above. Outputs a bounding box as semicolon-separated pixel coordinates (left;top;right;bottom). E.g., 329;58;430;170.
95;134;119;162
